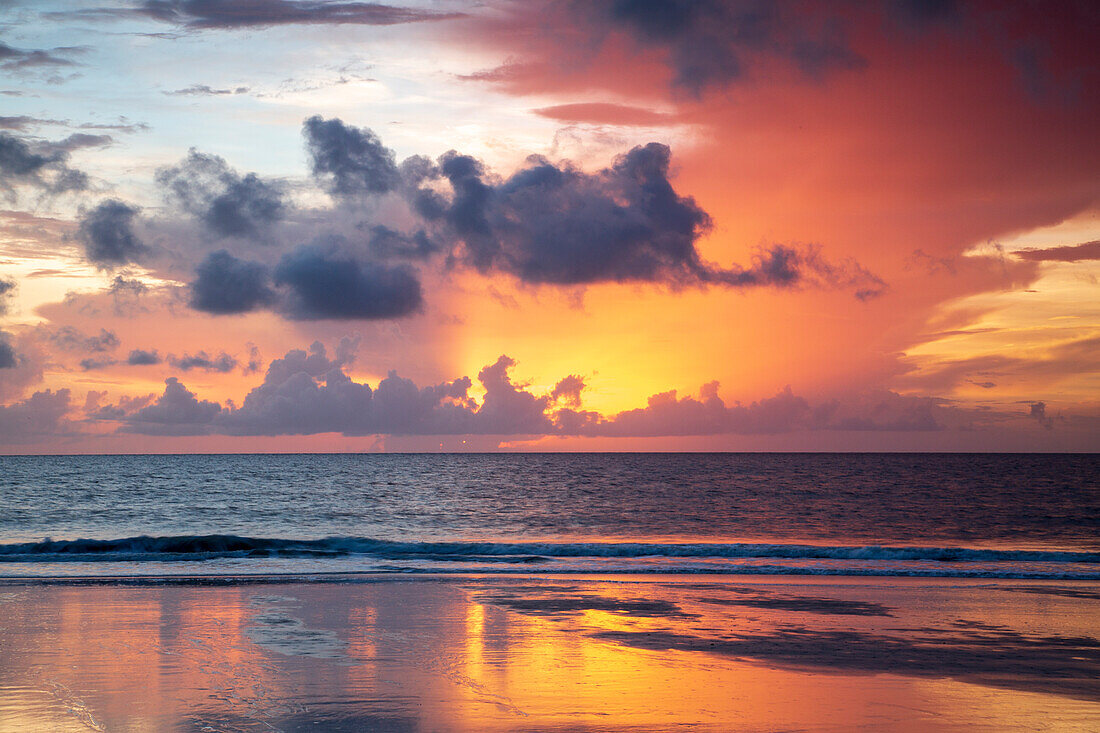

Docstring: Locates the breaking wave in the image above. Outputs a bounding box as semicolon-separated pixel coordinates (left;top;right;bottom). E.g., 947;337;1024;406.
1;535;1099;579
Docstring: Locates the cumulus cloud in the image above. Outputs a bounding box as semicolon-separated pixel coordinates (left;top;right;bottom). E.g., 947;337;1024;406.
124;377;221;435
162;118;881;321
0;388;71;442
214;344;549;436
274;243;423;320
77;200;147;269
304;115;401;198
0;131;89;195
403;138;883;294
135;0;462;29
157;149;284;237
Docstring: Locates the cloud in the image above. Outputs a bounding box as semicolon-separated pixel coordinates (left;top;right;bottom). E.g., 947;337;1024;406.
365;225;438;261
124;377;221;435
304;115;401;198
165;84;250;96
0;41;81;72
189;250;276;315
127;349;161;365
574;383;811;437
274;243;423;320
42;326;120;353
214;345;550;436
551;374;585;407
0;330;15;369
1015;240;1100;262
77;200;147;269
187;243;423;320
533;103;678;126
168;350;238;373
46;133;114;153
0;277;14;316
79;357;117;371
157;149;284;237
135;0;462;29
0;389;71;442
406;139;882;294
1028;401;1053;430
0;131;89;195
0;115;60;131
469;1;865;99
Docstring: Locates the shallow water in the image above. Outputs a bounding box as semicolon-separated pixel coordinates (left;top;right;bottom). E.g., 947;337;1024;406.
0;576;1097;732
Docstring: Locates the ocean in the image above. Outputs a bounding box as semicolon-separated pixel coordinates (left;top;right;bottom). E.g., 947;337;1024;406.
2;453;1097;579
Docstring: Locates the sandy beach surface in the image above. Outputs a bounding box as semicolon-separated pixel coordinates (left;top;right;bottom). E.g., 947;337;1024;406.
0;575;1097;732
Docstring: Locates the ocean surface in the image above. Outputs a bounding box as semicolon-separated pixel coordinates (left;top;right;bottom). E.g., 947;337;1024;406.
1;453;1097;579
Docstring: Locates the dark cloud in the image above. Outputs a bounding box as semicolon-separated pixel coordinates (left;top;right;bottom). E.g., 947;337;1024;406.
365;225;438;261
124;378;221;435
189;250;276;315
0;131;89;194
0;389;71;442
0;330;15;369
136;0;462;29
0;277;14;316
127;349;161;365
888;0;960;29
405;139;882;295
77;200;147;269
165;84;250;96
304;115;401;198
1029;401;1053;430
569;0;866;97
1015;241;1100;262
274;243;423;320
168;351;238;373
157;149;284;237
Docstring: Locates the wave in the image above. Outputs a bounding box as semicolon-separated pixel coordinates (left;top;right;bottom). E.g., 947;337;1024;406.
1;535;1097;564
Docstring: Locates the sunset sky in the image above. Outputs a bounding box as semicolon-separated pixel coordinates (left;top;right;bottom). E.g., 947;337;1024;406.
0;0;1096;452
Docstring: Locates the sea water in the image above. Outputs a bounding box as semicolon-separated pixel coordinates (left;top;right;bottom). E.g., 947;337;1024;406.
2;453;1097;578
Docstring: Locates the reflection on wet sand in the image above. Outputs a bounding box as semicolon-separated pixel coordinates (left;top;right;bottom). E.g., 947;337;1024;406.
0;577;1097;731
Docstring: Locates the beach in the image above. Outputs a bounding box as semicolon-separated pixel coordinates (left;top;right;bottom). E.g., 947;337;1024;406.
2;575;1097;732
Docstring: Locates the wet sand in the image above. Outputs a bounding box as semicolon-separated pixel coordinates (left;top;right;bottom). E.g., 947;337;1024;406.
0;575;1097;731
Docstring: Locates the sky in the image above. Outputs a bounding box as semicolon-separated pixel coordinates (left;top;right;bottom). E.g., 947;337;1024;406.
0;0;1097;453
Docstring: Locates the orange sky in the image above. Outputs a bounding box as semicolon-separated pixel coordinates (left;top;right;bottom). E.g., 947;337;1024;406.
0;0;1096;452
